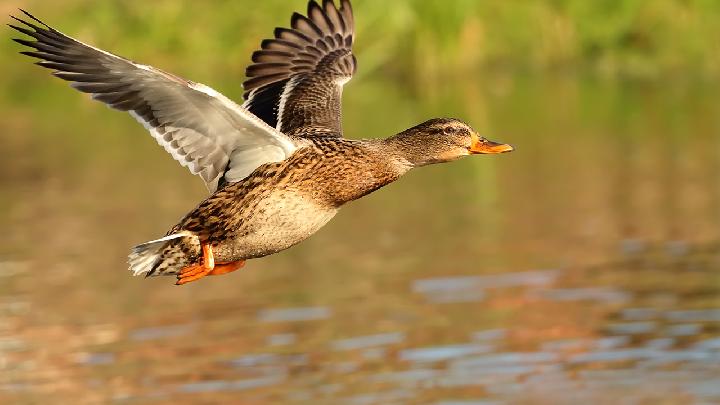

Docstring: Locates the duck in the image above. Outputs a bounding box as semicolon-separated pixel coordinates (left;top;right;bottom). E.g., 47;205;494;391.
10;0;513;285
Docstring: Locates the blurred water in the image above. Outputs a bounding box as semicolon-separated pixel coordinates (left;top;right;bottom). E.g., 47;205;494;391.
1;69;720;404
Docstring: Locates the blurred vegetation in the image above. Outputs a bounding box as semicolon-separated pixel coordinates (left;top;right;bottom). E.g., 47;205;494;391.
2;0;717;176
2;0;719;90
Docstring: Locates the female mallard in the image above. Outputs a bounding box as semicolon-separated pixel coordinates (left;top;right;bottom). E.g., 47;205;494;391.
11;0;513;285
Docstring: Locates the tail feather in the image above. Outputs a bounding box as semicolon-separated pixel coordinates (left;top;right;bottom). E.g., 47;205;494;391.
128;232;199;277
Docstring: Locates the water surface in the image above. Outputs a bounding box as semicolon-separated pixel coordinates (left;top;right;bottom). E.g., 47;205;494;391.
1;72;719;404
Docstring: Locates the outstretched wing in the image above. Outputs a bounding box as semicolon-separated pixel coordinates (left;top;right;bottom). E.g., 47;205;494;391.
243;0;356;137
10;10;297;192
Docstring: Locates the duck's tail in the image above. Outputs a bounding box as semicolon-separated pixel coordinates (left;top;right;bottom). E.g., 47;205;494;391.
128;231;201;277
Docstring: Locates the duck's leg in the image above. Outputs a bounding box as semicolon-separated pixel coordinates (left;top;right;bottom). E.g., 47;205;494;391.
209;260;246;276
176;243;215;285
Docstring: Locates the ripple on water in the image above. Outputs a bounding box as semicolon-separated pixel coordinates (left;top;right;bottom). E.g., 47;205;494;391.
666;324;703;337
435;401;503;405
228;353;308;368
341;389;414;405
332;332;405;351
641;350;720;365
362;348;386;360
228;353;277;367
621;308;660;321
541;339;587;352
531;287;632;303
688;380;720;400
594;336;631;349
606;322;657;335
448;371;537;390
541;336;631;352
413;270;559;293
129;324;194;341
423;290;486;304
257;307;331;323
694;337;720;350
569;349;658;364
266;333;296;347
450;352;559;371
399;344;493;363
413;270;559;303
178;374;286;393
73;352;115;366
644;338;675;350
665;309;720;322
370;368;439;384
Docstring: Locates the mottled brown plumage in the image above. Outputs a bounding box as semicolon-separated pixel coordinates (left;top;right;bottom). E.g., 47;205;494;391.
10;2;513;285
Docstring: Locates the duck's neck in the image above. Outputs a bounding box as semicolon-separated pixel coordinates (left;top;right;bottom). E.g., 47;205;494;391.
381;131;444;168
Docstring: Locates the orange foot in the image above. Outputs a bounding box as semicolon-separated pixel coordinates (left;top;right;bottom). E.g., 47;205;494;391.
209;260;246;276
176;243;247;286
176;243;214;286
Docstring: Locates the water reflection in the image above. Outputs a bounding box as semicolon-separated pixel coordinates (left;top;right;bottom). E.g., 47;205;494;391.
1;75;719;403
3;248;718;403
129;324;194;341
332;333;405;351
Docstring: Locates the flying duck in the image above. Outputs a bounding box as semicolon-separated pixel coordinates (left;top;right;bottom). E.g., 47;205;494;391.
10;0;513;285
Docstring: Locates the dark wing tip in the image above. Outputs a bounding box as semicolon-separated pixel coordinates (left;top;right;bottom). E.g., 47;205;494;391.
8;11;54;41
7;23;21;32
307;0;322;13
274;26;312;43
18;50;39;58
17;9;51;30
8;14;32;30
292;12;324;37
306;0;324;21
290;11;303;22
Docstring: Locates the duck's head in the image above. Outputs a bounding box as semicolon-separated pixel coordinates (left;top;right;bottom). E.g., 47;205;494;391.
391;118;514;167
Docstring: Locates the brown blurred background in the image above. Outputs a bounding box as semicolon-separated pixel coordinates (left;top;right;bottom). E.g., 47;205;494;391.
1;1;719;404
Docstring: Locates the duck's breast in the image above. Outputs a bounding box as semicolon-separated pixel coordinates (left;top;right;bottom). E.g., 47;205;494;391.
213;189;338;261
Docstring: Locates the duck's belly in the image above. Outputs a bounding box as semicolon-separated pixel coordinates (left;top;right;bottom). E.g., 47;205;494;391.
212;192;338;261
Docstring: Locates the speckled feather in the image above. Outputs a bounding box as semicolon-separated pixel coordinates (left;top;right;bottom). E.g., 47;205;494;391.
147;136;405;276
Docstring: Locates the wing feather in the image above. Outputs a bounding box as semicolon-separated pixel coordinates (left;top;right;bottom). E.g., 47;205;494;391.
10;10;297;192
243;0;356;137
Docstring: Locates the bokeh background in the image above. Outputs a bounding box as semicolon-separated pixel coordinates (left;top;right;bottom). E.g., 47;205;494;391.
2;0;720;404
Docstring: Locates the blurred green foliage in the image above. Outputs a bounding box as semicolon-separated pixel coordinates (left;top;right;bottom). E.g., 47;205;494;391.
2;0;716;170
3;0;719;88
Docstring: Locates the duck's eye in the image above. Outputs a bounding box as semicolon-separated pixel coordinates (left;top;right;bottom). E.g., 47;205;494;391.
442;126;454;135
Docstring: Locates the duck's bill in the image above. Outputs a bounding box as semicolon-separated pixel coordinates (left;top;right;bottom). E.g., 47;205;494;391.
469;138;515;154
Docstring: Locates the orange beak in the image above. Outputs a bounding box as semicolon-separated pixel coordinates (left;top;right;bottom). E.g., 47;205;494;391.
469;133;514;154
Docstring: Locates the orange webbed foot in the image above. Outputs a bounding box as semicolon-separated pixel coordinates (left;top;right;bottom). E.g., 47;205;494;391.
176;264;211;285
176;243;215;286
209;260;246;276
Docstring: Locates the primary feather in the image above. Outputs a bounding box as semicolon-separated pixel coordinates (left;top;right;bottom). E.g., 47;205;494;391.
9;9;297;192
